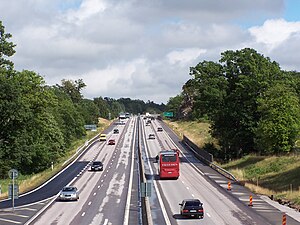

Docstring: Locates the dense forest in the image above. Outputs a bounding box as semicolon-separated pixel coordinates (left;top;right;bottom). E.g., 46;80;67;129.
167;48;300;160
0;21;165;178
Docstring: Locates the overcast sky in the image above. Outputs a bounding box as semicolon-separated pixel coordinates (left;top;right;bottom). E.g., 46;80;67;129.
1;0;300;104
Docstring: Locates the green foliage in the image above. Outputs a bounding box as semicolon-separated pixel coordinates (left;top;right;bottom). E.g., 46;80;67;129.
0;21;16;71
77;99;99;124
57;79;86;103
0;70;65;177
166;94;183;118
170;48;300;158
255;82;300;154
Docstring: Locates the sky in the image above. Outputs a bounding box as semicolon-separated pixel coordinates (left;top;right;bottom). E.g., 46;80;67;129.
1;0;300;104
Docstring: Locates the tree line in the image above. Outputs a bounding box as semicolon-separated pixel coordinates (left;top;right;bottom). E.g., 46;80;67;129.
167;48;300;160
0;21;165;178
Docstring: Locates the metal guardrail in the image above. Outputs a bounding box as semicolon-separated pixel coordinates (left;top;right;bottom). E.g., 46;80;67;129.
182;135;238;182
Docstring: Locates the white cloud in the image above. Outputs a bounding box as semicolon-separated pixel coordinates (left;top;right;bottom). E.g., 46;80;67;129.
167;48;207;67
249;19;300;50
66;0;107;23
1;0;300;103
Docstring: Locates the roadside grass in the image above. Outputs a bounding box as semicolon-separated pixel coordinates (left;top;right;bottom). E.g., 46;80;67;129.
165;119;300;207
0;118;111;200
222;155;300;205
164;119;216;148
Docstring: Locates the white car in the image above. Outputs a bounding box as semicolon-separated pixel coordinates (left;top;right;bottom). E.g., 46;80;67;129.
58;186;79;201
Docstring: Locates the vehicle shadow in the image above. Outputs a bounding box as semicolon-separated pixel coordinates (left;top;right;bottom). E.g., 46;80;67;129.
145;173;160;180
173;214;204;220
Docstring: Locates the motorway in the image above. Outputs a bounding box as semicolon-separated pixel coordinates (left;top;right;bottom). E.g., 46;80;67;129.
0;116;300;225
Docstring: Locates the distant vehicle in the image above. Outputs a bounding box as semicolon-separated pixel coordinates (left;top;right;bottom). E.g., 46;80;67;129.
113;128;119;134
119;113;126;120
179;199;204;219
58;186;79;201
159;150;180;179
148;134;155;139
108;139;116;145
157;127;163;132
145;122;150;126
99;134;107;141
90;161;103;171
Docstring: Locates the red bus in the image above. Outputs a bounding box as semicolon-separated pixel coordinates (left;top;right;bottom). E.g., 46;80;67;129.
159;149;180;179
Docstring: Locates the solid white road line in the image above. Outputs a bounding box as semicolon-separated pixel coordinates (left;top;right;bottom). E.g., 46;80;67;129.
123;118;136;225
0;218;22;224
143;124;171;225
103;218;108;225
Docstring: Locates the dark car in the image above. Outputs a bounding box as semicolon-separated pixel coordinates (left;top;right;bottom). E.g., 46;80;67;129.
90;161;103;171
113;128;119;134
179;199;204;218
108;139;116;145
157;127;163;132
148;134;155;139
58;186;79;201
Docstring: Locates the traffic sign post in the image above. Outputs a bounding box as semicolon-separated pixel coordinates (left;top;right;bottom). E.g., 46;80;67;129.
8;169;19;211
141;182;151;197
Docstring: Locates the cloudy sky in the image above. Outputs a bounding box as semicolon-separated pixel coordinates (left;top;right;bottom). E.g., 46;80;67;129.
1;0;300;103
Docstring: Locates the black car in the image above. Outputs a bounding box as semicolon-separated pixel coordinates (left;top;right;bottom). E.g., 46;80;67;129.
157;127;163;132
113;128;119;134
179;199;204;219
90;161;103;171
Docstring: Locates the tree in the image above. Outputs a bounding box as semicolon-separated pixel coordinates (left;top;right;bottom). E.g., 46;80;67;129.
58;79;86;103
211;48;282;157
166;94;183;118
50;86;86;147
255;82;300;154
0;21;16;71
94;97;110;119
189;61;227;119
77;99;99;124
0;70;65;177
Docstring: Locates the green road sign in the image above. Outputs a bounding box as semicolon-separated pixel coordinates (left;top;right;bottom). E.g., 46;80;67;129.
163;112;174;117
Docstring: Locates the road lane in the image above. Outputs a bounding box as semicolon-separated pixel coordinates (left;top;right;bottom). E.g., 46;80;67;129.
142;118;274;225
32;117;138;225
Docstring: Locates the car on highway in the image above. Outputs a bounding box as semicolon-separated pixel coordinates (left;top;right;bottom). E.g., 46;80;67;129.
99;134;107;141
148;134;155;139
108;139;116;145
157;127;163;132
90;161;103;171
113;128;119;134
58;186;79;201
179;199;204;218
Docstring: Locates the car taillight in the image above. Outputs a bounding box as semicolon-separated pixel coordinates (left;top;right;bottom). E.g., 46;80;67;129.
183;210;189;213
198;209;203;212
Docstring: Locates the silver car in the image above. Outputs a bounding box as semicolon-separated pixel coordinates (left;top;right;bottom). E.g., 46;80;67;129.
58;186;79;201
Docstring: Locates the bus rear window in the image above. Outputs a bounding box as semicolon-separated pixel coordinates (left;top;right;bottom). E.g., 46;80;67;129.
161;155;177;162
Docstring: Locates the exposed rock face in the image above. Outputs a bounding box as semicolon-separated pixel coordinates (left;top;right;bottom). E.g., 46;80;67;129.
177;95;194;120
